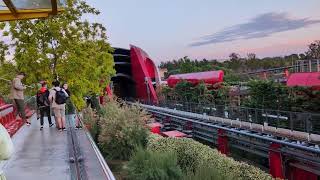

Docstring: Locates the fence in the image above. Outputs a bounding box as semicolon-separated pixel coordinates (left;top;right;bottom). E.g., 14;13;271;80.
140;100;320;135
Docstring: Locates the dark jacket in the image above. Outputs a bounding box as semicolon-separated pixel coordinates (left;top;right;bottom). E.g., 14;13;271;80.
36;87;50;107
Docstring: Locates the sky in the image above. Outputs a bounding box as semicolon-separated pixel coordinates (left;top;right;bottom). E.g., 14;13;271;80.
84;0;320;65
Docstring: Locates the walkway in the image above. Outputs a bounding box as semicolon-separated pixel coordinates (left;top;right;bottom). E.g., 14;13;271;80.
1;114;114;180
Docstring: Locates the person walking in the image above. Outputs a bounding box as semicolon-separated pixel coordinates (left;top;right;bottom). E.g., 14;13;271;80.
36;81;54;131
61;83;82;129
62;83;70;97
10;72;30;125
49;80;68;132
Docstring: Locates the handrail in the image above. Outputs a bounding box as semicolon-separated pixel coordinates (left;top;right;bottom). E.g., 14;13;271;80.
72;101;115;180
150;100;320;135
134;102;320;154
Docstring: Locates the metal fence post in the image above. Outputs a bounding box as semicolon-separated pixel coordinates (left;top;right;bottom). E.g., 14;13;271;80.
290;112;293;131
255;108;258;124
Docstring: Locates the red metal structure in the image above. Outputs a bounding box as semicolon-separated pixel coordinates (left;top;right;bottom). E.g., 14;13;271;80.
130;45;159;103
110;45;159;103
0;98;34;136
167;70;224;88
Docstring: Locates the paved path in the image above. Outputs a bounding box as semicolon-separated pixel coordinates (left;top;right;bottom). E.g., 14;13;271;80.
2;114;113;180
3;115;71;180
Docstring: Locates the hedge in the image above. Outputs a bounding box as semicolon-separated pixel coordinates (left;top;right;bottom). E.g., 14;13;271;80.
147;135;273;180
127;147;183;180
97;101;150;160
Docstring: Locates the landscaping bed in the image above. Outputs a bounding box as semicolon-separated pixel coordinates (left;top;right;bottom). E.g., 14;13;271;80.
82;100;273;180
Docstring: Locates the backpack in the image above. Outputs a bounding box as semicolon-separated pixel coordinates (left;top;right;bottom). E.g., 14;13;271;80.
54;89;67;105
37;91;50;107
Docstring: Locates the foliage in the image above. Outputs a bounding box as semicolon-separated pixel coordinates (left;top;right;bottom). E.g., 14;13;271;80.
127;147;183;180
0;0;115;109
162;78;319;112
243;80;291;110
242;80;320;112
0;40;8;65
306;40;320;59
161;81;229;104
0;62;16;96
147;136;273;180
98;100;150;160
183;162;233;180
82;107;99;141
158;42;318;76
289;87;320;112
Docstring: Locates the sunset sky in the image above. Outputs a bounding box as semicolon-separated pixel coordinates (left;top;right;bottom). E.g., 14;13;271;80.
85;0;320;64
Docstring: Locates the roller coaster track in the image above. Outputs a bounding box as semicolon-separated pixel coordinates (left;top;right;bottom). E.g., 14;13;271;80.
133;103;320;173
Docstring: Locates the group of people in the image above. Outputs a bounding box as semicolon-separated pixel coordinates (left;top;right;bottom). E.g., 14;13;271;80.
10;72;77;132
36;80;70;131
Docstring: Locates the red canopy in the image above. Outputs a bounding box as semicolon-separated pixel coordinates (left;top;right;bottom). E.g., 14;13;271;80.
287;72;320;89
167;70;224;88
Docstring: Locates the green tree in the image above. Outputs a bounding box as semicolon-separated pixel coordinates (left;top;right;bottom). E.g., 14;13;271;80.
247;53;256;61
0;40;8;64
306;40;320;59
0;0;115;109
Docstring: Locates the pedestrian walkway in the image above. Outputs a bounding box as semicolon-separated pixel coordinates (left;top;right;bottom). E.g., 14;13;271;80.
1;114;114;180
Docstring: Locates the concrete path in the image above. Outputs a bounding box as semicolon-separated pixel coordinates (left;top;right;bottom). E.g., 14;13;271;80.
3;115;71;180
2;114;113;180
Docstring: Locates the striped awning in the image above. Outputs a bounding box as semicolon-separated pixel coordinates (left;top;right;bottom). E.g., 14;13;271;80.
0;0;65;21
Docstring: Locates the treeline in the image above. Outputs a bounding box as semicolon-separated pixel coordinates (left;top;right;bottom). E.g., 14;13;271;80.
160;80;320;113
159;40;320;80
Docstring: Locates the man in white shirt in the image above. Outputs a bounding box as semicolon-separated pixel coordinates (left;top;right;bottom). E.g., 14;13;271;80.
49;80;69;132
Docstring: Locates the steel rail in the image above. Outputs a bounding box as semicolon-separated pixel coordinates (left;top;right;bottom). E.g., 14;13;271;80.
136;103;320;154
153;109;320;164
72;102;116;180
67;116;88;180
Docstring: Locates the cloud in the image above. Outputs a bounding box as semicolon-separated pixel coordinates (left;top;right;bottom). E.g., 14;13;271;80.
190;12;320;47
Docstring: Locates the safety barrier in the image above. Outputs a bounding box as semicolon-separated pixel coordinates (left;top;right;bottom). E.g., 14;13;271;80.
151;100;320;135
0;97;35;136
134;102;320;179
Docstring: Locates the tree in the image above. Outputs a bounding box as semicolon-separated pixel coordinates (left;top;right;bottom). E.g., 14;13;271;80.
229;53;240;61
299;53;306;60
0;0;115;109
247;53;256;61
306;40;320;59
0;40;8;65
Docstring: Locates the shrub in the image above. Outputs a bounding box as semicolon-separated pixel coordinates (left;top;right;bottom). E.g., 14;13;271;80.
184;162;234;180
98;100;150;160
82;107;99;141
147;136;273;180
127;147;183;180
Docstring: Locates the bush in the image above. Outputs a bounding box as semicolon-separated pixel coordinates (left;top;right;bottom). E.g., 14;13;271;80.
147;136;273;180
128;147;183;180
184;162;234;180
98;100;150;160
82;107;99;141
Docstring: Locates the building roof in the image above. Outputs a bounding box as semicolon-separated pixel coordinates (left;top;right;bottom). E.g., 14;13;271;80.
287;72;320;88
0;0;65;21
167;70;224;88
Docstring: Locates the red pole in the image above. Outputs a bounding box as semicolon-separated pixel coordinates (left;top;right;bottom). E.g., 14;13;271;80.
217;129;229;155
284;68;290;78
269;143;285;179
99;96;104;105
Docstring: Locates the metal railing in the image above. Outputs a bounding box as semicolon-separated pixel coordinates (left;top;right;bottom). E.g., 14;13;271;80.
294;59;320;73
71;101;116;180
140;100;320;135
